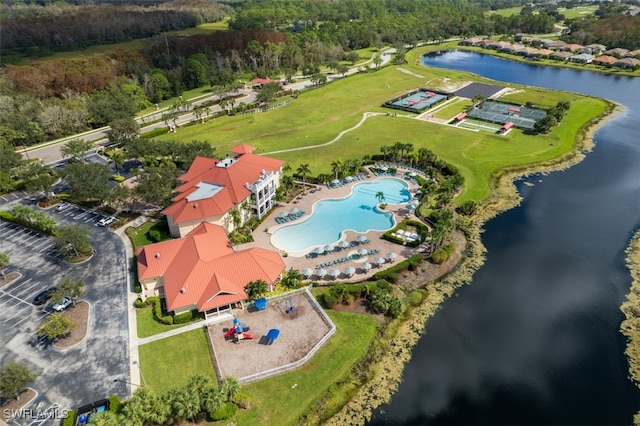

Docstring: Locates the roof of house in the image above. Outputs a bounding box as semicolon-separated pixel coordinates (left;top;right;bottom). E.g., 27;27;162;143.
251;78;275;85
615;57;640;66
162;145;285;224
593;55;618;64
137;222;285;312
606;48;630;55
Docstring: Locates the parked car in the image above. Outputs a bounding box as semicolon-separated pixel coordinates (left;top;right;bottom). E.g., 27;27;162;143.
33;287;58;305
51;297;72;312
97;216;116;227
55;202;71;212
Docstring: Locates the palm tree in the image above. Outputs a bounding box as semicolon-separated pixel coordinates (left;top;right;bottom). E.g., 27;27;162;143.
0;252;9;279
111;151;125;176
229;207;242;230
219;376;241;402
330;158;343;180
380;145;390;161
245;279;267;299
296;163;311;193
375;191;386;205
280;175;294;196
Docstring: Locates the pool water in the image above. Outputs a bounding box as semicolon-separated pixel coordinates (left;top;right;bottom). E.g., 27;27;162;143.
270;178;411;254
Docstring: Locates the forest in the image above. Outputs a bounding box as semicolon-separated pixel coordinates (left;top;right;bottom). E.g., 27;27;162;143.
0;0;636;149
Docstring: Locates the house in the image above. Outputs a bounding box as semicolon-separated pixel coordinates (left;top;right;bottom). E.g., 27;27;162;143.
536;49;554;58
550;51;573;61
626;50;640;59
460;37;484;46
163;144;285;238
605;48;630;58
561;44;584;53
615;58;640;69
137;222;285;315
584;44;606;55
250;78;276;88
568;53;594;64
545;40;567;50
592;55;618;67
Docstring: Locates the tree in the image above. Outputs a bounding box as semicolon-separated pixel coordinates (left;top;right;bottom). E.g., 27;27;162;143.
256;82;281;105
18;162;56;196
37;312;76;341
245;279;267;299
296;163;311;193
123;386;169;425
111;151;126;175
218;376;240;402
54;276;85;306
61;162;111;203
60;138;94;163
165;386;200;422
373;56;383;68
281;268;303;289
134;166;179;207
53;225;92;258
0;252;9;279
0;361;35;401
0;139;23;172
330;158;343;180
108;118;139;147
375;191;386;204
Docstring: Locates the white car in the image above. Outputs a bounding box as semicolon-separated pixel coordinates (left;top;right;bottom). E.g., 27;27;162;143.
52;297;72;312
97;216;116;227
55;202;71;212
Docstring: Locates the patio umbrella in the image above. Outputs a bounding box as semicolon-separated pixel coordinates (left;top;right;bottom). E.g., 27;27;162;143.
345;176;353;181
316;268;328;277
345;266;356;276
312;247;324;255
361;262;372;271
408;172;417;177
329;269;341;279
357;235;368;243
324;244;334;253
280;211;290;218
290;207;301;215
338;240;349;249
301;268;314;277
381;166;388;171
374;257;386;266
357;248;368;256
387;252;397;261
331;179;340;184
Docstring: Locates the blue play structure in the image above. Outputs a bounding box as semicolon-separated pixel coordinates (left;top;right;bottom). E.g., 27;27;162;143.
255;298;267;311
284;297;298;319
266;328;280;345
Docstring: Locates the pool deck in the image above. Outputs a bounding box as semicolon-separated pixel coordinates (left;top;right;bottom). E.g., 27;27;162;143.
238;171;428;283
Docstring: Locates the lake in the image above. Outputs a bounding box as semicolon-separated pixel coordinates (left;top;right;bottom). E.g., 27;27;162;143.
369;50;640;425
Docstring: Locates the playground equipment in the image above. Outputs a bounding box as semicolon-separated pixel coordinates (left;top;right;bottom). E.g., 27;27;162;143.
224;318;251;341
265;328;280;345
284;297;298;319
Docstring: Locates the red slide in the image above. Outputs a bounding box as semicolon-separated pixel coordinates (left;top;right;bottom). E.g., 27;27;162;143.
224;328;236;338
238;332;254;340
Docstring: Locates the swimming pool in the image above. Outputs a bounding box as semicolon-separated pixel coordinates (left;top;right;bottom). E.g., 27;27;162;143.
270;178;411;254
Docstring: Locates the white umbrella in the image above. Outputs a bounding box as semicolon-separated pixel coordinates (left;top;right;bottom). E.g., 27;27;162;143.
381;166;388;171
329;269;341;279
316;268;328;277
374;257;386;266
357;248;368;256
345;176;353;181
301;268;313;277
324;244;334;253
332;179;340;184
345;266;356;276
357;235;368;243
313;247;324;255
281;211;290;218
387;252;397;261
338;240;349;248
361;262;372;271
290;207;301;214
408;172;417;177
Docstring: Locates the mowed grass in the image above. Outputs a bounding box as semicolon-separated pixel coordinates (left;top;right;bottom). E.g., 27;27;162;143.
432;98;473;120
138;328;216;393
136;307;192;338
485;6;523;17
236;311;378;426
559;5;598;20
156;49;607;204
125;221;171;249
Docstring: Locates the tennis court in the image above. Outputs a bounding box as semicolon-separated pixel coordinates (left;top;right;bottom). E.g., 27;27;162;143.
467;100;546;129
384;89;451;113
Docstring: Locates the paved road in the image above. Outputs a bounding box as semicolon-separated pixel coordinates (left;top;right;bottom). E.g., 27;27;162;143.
0;200;129;425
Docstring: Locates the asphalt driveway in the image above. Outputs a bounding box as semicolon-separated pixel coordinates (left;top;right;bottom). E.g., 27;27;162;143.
0;202;129;425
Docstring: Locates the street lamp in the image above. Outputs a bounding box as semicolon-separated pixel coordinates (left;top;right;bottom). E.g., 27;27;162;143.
113;378;141;388
133;360;147;386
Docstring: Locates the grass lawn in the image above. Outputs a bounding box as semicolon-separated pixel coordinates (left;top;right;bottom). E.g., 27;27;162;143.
236;311;378;426
558;5;598;20
138;328;216;393
125;220;172;249
136;307;192;338
432;98;473;120
485;6;523;17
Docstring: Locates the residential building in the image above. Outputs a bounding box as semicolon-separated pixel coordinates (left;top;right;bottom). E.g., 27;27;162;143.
137;222;285;315
162;144;285;238
592;55;618;67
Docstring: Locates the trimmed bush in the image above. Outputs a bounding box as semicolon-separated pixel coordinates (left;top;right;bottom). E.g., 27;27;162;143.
408;290;424;307
233;392;251;410
62;410;76;426
210;402;238;421
141;127;170;138
147;229;163;242
133;298;146;309
431;242;456;264
133;283;142;293
108;395;122;414
323;293;338;308
150;296;173;325
173;309;204;324
110;174;125;182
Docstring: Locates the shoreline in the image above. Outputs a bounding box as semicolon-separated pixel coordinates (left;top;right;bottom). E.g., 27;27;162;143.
325;92;621;425
622;230;640;425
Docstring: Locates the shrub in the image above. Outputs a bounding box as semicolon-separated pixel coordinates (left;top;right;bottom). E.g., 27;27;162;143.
210;402;238;421
150;296;173;325
173;309;204;324
233;392;251;410
147;229;162;242
62;410;76;426
141;127;170;138
323;293;338;308
133;298;146;309
108;395;122;414
408;290;424;307
133;283;142;293
111;174;125;182
431;242;455;264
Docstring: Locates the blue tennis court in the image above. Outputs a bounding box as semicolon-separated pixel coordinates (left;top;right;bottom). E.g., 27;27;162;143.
385;89;451;113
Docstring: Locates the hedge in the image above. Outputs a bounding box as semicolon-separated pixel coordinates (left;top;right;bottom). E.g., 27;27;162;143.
0;210;57;236
108;395;122;414
373;254;423;282
62;410;76;426
173;309;204;324
431;242;455;264
141;127;170;138
149;296;173;325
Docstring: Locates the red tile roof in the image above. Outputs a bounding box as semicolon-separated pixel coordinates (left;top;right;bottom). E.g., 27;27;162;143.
137;222;285;312
163;145;285;224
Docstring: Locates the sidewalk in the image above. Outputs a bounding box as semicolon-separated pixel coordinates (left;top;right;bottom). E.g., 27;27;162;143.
137;314;232;345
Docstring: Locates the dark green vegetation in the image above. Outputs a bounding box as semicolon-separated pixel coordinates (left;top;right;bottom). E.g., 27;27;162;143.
0;361;36;401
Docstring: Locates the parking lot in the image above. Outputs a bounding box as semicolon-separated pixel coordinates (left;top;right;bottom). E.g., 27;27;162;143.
0;202;130;425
